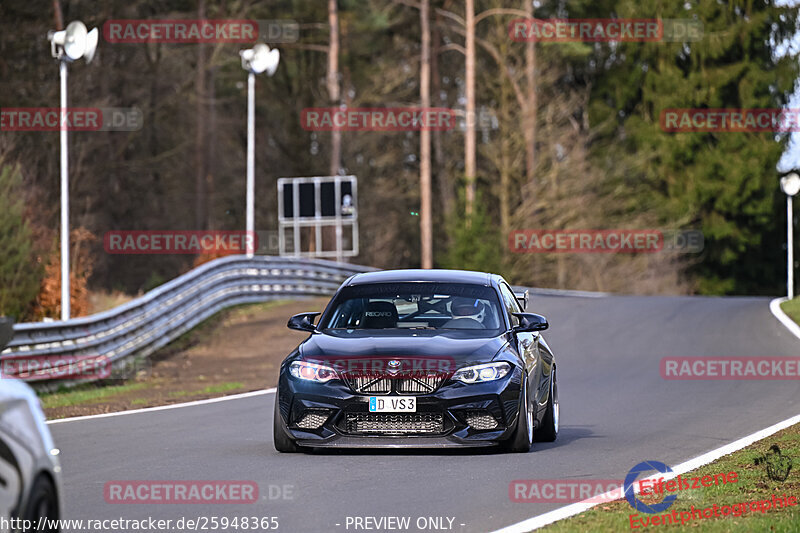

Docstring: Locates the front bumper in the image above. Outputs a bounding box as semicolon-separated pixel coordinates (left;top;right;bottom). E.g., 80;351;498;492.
276;367;523;448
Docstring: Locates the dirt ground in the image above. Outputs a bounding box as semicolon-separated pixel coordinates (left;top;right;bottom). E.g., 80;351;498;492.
42;298;330;420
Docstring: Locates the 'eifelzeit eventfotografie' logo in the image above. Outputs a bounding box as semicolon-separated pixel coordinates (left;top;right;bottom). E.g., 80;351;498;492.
754;445;793;482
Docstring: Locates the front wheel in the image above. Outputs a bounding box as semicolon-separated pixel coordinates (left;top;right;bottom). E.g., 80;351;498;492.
502;378;533;453
535;367;558;442
22;475;59;533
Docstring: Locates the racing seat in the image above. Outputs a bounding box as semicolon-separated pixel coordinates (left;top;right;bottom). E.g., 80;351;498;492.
362;301;399;328
442;297;486;329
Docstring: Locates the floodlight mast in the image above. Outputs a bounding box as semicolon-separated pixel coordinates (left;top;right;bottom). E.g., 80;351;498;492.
48;21;98;320
246;70;256;258
239;44;280;258
781;173;800;300
59;59;69;320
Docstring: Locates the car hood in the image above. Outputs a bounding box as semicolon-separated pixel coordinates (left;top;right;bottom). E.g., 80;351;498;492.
299;330;508;367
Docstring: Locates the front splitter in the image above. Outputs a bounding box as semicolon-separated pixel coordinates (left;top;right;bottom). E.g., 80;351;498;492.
296;435;498;449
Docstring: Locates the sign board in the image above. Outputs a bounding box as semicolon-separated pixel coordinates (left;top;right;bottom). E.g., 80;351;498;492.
277;175;358;260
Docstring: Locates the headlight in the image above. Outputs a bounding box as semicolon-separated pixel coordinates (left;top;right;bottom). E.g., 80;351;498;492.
452;362;511;383
289;361;338;382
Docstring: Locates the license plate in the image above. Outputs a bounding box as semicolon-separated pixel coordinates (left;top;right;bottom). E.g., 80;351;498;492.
369;396;416;412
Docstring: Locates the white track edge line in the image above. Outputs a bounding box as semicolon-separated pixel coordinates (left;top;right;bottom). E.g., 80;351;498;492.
46;388;276;425
770;297;800;341
492;411;800;533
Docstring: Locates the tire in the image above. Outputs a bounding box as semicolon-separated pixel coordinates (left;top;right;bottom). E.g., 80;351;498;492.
536;367;559;442
502;378;533;453
273;396;302;453
22;475;58;533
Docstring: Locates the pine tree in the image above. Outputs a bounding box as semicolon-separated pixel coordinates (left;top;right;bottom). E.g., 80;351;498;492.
0;162;41;319
588;0;799;293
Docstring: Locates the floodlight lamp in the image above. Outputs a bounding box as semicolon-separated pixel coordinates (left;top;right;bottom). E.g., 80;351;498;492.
84;27;99;63
781;173;800;197
49;21;98;62
240;43;280;75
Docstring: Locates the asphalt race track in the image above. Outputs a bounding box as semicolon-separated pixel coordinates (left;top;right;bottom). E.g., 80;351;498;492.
50;292;800;533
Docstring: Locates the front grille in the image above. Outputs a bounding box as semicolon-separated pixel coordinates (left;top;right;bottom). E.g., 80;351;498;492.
464;410;499;430
345;374;392;394
345;412;444;434
395;374;446;394
294;410;329;429
344;373;447;395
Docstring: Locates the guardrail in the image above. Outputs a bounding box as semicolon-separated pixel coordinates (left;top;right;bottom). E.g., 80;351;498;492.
1;255;374;390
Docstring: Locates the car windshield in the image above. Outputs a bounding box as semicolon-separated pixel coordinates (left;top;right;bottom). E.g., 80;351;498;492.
321;282;504;331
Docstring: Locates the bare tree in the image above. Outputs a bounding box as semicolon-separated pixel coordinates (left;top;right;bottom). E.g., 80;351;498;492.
424;2;529;217
464;0;476;217
51;0;63;29
328;0;341;176
420;0;432;268
431;15;452;218
194;0;208;230
524;0;536;183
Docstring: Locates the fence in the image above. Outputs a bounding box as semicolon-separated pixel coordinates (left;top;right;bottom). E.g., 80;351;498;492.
1;255;374;389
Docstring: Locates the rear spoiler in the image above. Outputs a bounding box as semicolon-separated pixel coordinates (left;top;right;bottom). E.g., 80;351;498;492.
514;290;529;311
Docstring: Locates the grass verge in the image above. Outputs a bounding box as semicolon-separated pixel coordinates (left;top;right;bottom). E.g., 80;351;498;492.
148;300;288;362
780;297;800;327
41;382;153;409
539;423;800;532
169;382;244;398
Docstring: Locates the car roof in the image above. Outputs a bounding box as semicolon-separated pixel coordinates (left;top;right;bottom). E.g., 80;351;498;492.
344;269;500;287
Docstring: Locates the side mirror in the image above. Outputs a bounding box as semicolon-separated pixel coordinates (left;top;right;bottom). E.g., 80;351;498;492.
287;312;320;332
512;312;548;332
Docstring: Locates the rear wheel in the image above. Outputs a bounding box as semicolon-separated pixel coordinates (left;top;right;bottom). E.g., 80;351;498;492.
273;396;302;453
502;378;533;453
536;367;558;442
22;475;58;533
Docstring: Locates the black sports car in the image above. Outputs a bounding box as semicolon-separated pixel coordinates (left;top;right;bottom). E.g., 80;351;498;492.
273;269;558;452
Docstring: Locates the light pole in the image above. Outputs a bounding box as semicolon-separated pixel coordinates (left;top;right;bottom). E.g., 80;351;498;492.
239;44;280;258
48;21;98;320
781;173;800;300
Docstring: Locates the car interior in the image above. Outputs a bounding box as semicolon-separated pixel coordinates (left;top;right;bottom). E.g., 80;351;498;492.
326;295;502;330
